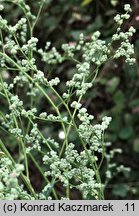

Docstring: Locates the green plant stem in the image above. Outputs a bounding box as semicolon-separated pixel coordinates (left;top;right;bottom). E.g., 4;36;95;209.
0;52;68;144
5;0;32;34
29;153;58;199
31;1;44;34
0;47;104;199
0;72;29;179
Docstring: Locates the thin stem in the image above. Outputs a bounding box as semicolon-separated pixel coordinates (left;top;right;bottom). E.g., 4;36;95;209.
29;153;58;199
0;72;29;179
31;1;44;33
5;0;32;34
0;52;67;139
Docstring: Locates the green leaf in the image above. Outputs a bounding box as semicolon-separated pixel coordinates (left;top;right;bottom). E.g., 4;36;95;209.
112;90;125;113
81;0;93;7
44;17;58;32
124;64;137;80
112;184;128;197
86;16;103;33
129;99;139;109
135;39;139;58
119;126;134;140
70;30;84;40
106;77;120;93
113;90;125;105
133;139;139;153
109;117;121;132
44;0;53;5
99;78;108;85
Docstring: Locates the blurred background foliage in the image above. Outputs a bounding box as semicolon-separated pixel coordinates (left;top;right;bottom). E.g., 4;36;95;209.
1;0;139;199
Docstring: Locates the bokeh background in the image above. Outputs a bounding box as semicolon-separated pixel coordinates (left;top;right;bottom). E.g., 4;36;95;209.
1;0;139;199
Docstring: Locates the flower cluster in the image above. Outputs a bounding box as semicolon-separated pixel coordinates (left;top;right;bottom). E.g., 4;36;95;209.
9;18;27;34
22;37;38;54
0;2;135;200
113;4;136;64
25;123;42;153
43;143;102;199
0;156;32;200
38;47;64;64
78;107;112;152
